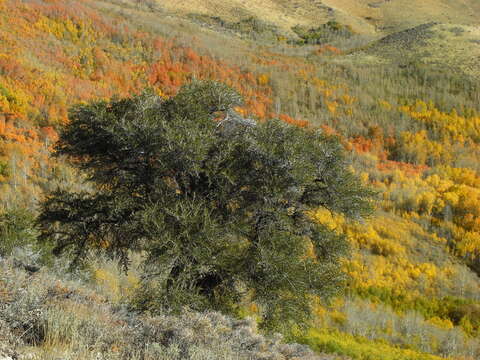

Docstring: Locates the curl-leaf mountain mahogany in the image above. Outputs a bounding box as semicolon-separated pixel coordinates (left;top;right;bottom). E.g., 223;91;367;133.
38;81;374;329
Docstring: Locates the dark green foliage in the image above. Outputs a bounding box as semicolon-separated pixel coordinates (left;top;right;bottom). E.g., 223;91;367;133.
292;21;353;45
449;303;480;335
0;161;9;179
0;208;37;256
38;80;373;329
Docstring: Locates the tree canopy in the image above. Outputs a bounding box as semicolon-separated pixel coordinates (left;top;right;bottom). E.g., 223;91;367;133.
38;80;374;329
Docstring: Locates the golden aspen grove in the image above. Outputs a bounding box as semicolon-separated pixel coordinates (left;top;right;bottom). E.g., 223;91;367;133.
1;0;480;359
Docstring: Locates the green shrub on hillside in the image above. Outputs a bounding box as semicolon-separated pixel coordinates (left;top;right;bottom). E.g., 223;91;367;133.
37;80;374;330
0;208;36;256
292;21;353;45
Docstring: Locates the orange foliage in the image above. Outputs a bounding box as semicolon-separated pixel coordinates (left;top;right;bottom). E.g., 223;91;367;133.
278;113;309;128
320;124;337;136
0;0;289;125
312;45;342;56
0;0;322;206
376;160;429;177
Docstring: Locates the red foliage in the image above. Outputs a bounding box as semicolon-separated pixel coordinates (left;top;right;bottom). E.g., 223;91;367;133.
377;161;429;177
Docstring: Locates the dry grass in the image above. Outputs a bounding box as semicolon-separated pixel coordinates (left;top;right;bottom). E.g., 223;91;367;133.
423;24;480;78
98;0;480;80
0;255;338;360
338;298;480;357
136;0;480;36
320;0;479;34
151;0;331;34
350;23;480;79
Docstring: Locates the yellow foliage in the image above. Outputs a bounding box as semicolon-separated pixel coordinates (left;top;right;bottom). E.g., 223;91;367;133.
0;81;31;116
458;231;480;258
427;316;454;330
93;268;121;300
419;263;437;279
249;302;259;313
341;94;356;105
314;208;433;287
155;87;167;98
309;207;344;232
399;130;448;165
257;74;269;86
93;266;140;302
313;302;327;321
303;329;444;360
330;311;346;326
34;16;94;44
399;100;480;142
378;99;392;111
326;100;338;115
360;172;369;184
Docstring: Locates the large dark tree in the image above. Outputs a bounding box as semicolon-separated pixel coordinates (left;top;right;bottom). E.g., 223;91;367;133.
38;80;374;329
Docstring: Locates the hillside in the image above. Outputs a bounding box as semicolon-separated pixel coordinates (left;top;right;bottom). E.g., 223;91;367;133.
141;0;480;78
147;0;480;35
0;256;330;359
1;0;480;359
348;22;480;79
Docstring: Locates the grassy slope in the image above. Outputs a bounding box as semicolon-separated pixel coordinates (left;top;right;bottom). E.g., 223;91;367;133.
147;0;480;77
348;23;480;78
151;0;334;34
325;0;480;33
151;0;480;35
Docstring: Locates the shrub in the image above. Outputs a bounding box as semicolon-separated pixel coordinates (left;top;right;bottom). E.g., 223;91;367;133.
292;22;353;45
38;80;374;330
0;207;37;256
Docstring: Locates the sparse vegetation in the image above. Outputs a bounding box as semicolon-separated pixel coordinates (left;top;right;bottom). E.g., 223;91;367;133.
0;256;331;359
188;14;284;42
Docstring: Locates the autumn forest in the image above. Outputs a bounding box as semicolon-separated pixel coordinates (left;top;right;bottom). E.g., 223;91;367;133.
1;0;480;359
